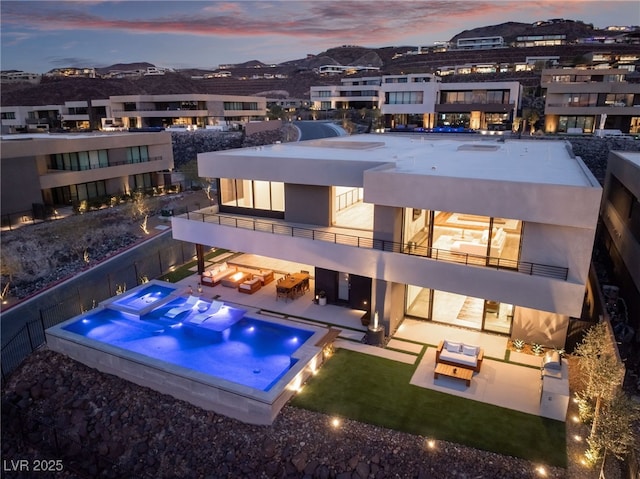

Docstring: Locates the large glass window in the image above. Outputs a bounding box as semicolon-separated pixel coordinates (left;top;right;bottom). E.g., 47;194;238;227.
402;208;430;253
126;146;149;164
219;178;284;212
386;91;423;104
51;181;106;205
131;173;152;190
557;116;596;133
427;210;522;267
404;285;514;335
564;93;598;107
406;284;430;319
223;102;259;110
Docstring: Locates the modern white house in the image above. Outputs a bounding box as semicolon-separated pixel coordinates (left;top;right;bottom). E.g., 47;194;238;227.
310;73;521;132
542;67;640;135
1;131;174;225
171;134;602;347
1;93;268;133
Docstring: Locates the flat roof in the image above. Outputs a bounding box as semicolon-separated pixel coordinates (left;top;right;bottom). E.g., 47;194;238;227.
0;132;147;142
614;151;640;169
211;134;598;187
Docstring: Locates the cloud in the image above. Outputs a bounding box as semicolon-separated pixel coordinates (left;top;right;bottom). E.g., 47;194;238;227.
1;30;35;46
0;1;532;43
45;56;102;68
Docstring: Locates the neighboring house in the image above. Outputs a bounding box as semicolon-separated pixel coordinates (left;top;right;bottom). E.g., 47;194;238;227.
541;67;640;135
0;70;41;84
0;131;174;224
598;150;640;333
171;134;602;347
310;75;382;112
107;94;267;129
45;67;96;78
310;73;521;131
1;94;268;133
455;36;505;50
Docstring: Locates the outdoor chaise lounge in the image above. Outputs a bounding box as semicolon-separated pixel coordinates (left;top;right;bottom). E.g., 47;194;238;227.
165;295;199;318
188;300;224;324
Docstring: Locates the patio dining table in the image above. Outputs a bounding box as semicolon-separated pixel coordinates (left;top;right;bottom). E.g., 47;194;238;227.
276;273;310;301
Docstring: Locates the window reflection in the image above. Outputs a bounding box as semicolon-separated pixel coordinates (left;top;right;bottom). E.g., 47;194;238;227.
219;178;284;212
403;285;514;335
426;210;521;268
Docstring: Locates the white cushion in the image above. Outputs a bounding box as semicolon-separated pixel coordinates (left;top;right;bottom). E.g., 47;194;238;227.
246;277;260;285
462;345;477;356
446;341;461;353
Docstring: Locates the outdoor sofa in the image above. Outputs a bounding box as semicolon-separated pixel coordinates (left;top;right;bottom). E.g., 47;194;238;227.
201;262;237;287
436;339;484;372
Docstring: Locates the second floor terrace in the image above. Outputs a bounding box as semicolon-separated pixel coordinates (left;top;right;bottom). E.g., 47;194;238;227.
171;207;589;317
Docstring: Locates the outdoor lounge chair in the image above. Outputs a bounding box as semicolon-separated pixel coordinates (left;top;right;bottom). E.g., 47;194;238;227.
165;295;199;318
188;300;224;324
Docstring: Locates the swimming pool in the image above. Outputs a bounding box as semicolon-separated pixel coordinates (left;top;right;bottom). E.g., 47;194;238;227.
46;280;330;424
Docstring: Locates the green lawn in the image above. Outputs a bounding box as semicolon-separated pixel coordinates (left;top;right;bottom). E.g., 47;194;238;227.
291;348;567;467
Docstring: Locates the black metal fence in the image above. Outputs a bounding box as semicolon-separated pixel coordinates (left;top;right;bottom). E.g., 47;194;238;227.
1;240;196;385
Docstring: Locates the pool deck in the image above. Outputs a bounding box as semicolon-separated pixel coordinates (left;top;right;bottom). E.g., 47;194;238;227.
178;256;569;422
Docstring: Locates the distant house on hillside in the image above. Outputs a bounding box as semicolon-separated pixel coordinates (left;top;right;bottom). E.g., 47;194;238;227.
454;36;505;50
46;67;96;79
0;70;41;85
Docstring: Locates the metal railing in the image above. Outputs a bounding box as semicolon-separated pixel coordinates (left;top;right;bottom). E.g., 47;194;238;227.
183;211;569;281
335;188;362;212
47;155;164;172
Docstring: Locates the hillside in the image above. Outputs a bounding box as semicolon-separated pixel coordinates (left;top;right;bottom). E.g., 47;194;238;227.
2;20;637;105
450;19;599;43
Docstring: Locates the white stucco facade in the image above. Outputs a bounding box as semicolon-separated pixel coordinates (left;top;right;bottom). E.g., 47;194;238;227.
173;134;602;346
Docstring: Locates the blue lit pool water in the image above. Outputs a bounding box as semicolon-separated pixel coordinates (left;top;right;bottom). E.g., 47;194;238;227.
62;302;313;391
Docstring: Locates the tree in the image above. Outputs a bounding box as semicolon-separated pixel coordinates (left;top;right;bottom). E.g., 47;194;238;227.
574;321;626;466
587;390;640;475
521;108;540;135
267;104;284;120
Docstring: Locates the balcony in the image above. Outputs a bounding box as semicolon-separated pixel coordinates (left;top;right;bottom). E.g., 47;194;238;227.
179;211;568;281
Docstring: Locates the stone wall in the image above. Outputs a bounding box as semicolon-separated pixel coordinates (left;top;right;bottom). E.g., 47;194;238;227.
170;127;291;169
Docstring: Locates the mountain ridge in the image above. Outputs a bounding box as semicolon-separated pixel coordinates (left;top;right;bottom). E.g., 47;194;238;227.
2;19;637;105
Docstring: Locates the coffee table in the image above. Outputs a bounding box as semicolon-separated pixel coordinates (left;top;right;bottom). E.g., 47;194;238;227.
434;363;474;387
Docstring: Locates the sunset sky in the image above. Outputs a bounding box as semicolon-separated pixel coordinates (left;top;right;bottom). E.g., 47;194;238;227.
1;0;638;73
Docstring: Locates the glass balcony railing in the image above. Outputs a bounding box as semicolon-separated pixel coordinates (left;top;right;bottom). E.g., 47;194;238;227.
181;212;570;281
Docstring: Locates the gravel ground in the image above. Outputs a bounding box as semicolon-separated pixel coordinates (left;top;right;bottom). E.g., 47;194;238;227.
1;348;621;479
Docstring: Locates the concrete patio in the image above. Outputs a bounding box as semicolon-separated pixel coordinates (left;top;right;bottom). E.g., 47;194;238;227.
175;253;570;422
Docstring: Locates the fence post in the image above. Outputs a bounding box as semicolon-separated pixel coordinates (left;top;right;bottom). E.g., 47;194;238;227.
133;262;139;284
